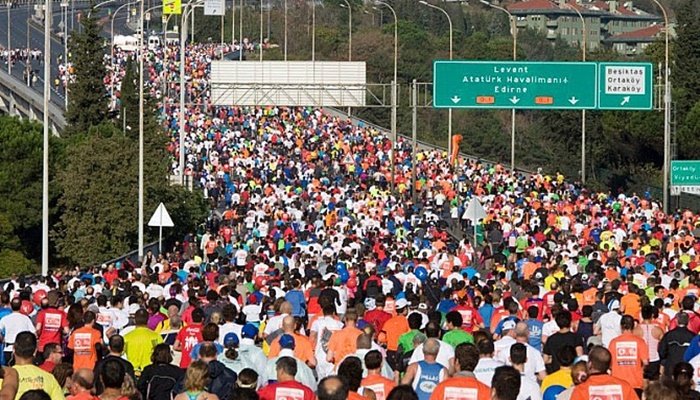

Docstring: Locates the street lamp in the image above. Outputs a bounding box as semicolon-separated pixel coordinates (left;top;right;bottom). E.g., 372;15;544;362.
649;0;670;213
6;0;11;75
41;0;51;276
419;0;453;163
61;0;69;107
339;0;351;61
110;2;131;99
480;0;517;172
564;3;587;183
374;1;397;191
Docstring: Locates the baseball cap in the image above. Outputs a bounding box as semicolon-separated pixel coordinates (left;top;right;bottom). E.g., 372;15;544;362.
364;298;377;311
242;323;258;339
223;332;239;348
608;300;621;311
502;320;517;331
395;298;409;310
279;334;296;350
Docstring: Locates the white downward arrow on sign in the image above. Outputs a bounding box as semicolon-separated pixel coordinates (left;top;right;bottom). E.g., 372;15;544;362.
509;96;520;104
451;96;461;104
568;97;579;105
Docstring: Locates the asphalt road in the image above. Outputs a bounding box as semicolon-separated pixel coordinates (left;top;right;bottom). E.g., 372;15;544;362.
0;1;132;106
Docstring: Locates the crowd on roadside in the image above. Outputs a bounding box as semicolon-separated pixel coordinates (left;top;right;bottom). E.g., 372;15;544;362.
1;39;700;400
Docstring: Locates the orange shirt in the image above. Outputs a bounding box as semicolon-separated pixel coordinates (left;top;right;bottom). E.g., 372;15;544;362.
582;287;598;307
383;315;409;352
267;332;315;364
620;293;641;319
361;374;396;400
327;325;363;364
609;332;649;389
570;373;640;400
430;375;491;400
68;325;102;370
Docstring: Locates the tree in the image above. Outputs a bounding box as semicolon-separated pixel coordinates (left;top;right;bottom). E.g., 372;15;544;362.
119;56;139;134
64;11;109;137
0;116;62;262
673;0;700;117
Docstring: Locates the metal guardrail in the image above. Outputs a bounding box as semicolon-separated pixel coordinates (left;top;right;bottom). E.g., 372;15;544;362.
324;106;536;176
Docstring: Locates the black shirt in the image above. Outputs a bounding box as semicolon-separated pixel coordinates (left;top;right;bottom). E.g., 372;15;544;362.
543;331;582;373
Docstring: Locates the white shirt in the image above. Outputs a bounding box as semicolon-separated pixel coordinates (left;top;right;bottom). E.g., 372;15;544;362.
518;373;543;400
264;314;288;336
0;312;36;351
409;339;455;369
597;311;623;347
474;357;504;386
311;316;344;379
542;320;560;339
494;336;517;364
262;349;318;391
218;322;243;346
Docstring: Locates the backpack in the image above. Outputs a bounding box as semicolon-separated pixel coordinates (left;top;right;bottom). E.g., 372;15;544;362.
145;374;179;400
365;278;381;298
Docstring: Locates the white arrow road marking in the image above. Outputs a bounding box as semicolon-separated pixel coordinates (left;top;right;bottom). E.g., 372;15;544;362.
509;96;520;104
568;97;579;105
451;96;461;104
620;96;631;106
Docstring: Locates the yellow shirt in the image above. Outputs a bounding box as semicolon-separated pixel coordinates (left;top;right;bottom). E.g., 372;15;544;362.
15;364;65;400
124;326;164;374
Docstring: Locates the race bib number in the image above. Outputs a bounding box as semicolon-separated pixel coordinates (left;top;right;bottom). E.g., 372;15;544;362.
365;384;386;400
44;313;62;330
615;341;638;365
74;333;92;356
274;387;305;400
589;385;623;400
443;387;478;400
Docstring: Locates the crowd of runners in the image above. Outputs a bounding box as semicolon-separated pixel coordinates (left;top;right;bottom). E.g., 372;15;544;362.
1;35;699;400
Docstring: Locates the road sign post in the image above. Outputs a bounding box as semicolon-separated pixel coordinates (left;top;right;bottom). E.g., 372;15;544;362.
433;61;598;109
598;63;653;110
671;160;700;195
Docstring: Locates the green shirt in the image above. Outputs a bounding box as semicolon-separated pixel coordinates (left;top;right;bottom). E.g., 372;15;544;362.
398;329;421;353
442;328;474;348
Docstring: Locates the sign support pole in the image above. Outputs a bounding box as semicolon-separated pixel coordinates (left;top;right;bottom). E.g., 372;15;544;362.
411;79;417;204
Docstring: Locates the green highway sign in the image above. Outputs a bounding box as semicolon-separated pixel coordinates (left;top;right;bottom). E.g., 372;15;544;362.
598;63;653;110
671;161;700;194
433;61;598;110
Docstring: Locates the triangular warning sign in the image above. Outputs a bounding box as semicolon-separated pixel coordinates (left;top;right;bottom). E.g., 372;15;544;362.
463;197;487;224
148;202;174;227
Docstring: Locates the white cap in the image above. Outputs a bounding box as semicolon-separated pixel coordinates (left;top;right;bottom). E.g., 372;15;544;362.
502;320;517;331
395;298;409;309
608;300;621;311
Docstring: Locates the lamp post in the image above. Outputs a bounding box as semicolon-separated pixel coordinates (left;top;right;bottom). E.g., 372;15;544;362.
110;2;131;99
649;0;670;213
6;1;11;74
480;0;516;172
62;0;69;107
239;0;243;61
312;0;315;62
179;0;204;186
419;1;453;162
41;0;51;276
564;3;587;183
259;0;263;61
284;0;287;60
374;1;397;191
339;0;351;61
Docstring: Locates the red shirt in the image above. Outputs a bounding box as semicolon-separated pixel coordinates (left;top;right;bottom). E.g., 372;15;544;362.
36;307;68;351
257;380;315;400
365;309;392;332
176;323;203;368
451;305;483;333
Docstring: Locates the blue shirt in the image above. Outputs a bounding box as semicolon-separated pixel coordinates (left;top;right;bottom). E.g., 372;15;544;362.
526;319;544;351
285;290;306;317
479;304;494;329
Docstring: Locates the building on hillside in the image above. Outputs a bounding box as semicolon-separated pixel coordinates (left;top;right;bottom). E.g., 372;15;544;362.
505;0;669;54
